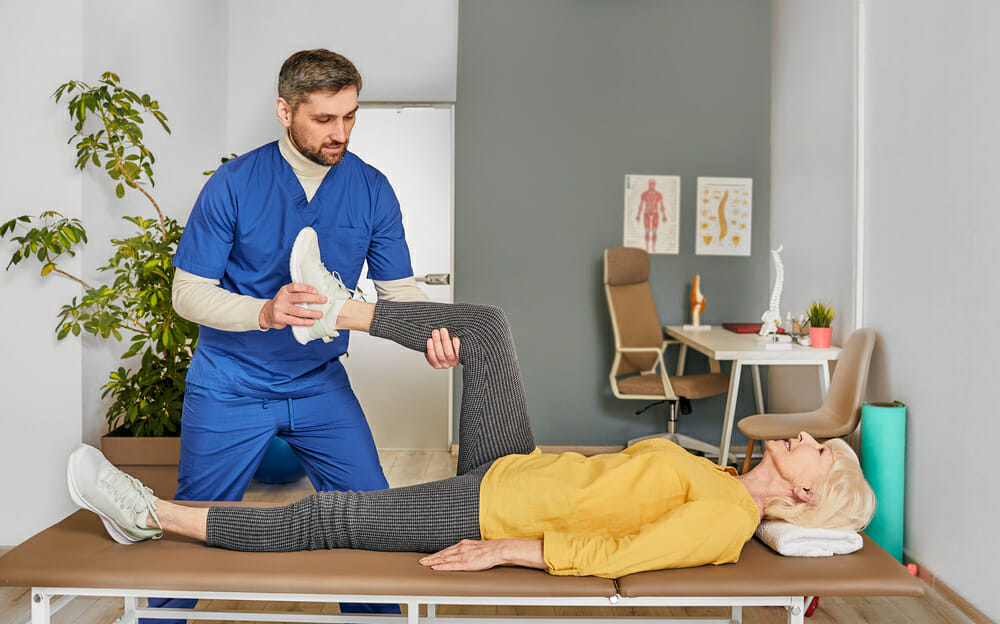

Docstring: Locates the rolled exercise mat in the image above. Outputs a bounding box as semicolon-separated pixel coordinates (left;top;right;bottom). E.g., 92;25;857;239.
860;401;906;562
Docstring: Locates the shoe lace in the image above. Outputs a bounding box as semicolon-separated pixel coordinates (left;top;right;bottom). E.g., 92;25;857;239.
318;269;365;302
102;471;164;540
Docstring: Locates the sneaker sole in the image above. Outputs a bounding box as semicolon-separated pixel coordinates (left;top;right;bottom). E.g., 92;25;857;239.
289;228;316;345
66;446;141;545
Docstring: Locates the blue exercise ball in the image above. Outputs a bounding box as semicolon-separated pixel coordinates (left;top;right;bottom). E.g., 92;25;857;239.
254;437;306;484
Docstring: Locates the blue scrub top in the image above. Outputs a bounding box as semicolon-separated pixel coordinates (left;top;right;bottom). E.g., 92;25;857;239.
173;141;414;398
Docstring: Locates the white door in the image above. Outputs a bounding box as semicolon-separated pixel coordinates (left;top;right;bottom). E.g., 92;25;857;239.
344;105;454;450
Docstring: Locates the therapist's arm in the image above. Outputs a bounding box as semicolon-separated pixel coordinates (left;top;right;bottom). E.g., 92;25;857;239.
373;276;430;302
172;268;266;331
172;268;323;332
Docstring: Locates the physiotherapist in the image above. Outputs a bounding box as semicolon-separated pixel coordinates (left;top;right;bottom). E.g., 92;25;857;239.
160;49;457;624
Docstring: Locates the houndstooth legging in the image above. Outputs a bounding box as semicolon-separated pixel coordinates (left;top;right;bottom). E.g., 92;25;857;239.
206;301;537;553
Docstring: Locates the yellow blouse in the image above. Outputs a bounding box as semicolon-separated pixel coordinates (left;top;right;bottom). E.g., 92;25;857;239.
478;438;760;578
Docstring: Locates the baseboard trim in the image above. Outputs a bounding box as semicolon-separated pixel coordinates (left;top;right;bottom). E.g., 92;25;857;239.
904;552;995;624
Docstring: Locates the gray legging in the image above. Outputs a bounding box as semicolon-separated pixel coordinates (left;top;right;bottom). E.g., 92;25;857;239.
206;301;536;553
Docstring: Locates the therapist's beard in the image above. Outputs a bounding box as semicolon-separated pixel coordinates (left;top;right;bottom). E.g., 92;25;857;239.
289;128;348;167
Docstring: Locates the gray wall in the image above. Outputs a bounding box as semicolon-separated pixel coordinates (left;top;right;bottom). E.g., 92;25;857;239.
771;0;1000;620
455;0;772;445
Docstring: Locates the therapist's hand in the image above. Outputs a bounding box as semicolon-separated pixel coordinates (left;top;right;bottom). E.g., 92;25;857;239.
259;282;326;330
419;539;545;572
425;328;460;369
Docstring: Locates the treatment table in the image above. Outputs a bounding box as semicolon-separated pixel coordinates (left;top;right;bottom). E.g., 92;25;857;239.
0;505;923;624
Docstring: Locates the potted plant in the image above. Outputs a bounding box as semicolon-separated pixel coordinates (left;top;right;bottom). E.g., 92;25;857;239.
1;73;197;497
805;300;836;349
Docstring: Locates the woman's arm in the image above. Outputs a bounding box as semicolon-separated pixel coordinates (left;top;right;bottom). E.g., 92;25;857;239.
419;539;545;572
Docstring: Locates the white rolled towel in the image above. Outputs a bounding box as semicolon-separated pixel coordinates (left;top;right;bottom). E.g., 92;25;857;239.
755;520;863;557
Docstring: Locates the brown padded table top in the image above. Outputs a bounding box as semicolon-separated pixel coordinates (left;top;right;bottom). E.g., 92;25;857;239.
0;509;614;598
0;507;923;600
619;535;923;598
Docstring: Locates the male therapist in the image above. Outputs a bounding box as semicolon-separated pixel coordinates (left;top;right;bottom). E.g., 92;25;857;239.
163;49;457;623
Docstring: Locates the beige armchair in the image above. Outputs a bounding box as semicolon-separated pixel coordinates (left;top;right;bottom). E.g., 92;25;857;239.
604;247;730;452
738;328;877;473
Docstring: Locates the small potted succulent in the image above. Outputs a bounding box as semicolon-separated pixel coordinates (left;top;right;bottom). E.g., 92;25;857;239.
806;300;836;349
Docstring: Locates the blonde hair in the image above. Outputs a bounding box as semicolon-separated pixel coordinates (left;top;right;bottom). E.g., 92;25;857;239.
764;438;877;531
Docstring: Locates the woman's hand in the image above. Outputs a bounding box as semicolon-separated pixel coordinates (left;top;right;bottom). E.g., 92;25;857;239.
419;539;545;572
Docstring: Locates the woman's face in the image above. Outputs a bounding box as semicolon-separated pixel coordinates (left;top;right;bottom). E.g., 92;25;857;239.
765;431;835;497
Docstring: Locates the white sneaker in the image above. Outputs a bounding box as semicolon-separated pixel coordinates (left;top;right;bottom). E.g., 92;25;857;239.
67;444;163;544
289;226;357;345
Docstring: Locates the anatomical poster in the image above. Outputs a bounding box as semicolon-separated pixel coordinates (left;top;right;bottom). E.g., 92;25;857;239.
624;174;680;254
695;177;752;256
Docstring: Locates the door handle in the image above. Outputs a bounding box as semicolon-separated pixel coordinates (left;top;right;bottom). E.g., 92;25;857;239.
416;273;450;285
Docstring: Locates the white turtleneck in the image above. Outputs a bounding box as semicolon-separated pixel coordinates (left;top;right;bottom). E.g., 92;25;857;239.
172;131;428;332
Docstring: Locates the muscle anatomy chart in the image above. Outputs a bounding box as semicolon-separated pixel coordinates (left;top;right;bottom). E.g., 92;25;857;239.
624;174;680;254
695;177;752;256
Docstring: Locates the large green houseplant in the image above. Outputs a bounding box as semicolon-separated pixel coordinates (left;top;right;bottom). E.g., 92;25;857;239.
1;72;198;439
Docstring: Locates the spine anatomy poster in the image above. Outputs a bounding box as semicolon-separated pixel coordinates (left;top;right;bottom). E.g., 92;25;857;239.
696;177;752;256
624;174;680;254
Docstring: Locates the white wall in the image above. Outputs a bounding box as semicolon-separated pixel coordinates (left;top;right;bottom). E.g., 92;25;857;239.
226;0;458;154
771;0;1000;619
0;0;458;545
76;0;458;447
863;0;999;619
768;0;857;413
0;0;84;545
79;0;229;445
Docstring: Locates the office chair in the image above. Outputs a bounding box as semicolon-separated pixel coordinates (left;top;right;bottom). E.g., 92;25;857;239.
738;328;877;474
604;247;730;452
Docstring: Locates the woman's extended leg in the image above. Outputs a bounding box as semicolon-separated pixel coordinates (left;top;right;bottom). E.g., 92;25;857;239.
204;463;489;553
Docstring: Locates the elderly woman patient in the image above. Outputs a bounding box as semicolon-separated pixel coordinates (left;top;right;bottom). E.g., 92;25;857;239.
69;297;876;579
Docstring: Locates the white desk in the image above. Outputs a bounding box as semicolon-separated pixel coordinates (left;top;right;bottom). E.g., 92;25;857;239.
664;326;841;466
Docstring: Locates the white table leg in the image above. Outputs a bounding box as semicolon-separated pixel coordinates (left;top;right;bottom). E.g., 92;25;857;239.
751;365;765;415
30;591;50;624
121;596;138;624
718;361;743;466
818;362;831;398
676;344;688;376
788;595;806;624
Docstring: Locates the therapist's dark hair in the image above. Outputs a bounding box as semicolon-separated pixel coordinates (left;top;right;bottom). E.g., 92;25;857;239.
278;49;363;110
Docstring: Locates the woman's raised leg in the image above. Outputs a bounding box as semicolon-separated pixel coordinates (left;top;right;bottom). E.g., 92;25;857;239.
204;300;535;552
363;300;536;475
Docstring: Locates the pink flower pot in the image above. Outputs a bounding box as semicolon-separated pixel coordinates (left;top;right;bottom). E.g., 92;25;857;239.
809;327;833;349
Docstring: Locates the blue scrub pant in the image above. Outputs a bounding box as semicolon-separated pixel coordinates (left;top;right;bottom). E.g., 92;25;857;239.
144;376;398;623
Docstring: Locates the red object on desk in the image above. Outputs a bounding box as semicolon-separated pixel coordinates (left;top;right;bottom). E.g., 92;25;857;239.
722;322;786;334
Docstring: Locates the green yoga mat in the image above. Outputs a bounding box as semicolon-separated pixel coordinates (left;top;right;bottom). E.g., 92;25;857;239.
860;401;906;562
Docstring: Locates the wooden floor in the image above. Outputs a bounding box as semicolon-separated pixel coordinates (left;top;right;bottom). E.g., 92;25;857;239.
0;450;977;624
